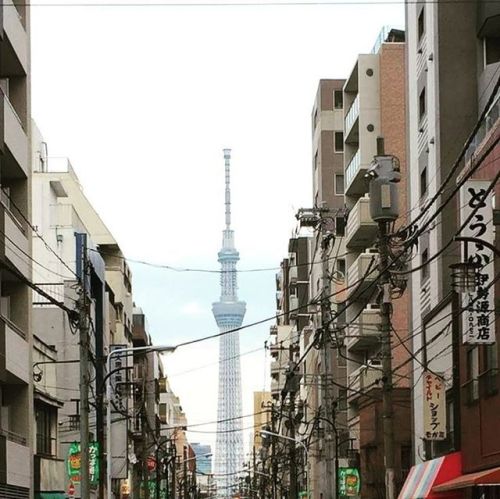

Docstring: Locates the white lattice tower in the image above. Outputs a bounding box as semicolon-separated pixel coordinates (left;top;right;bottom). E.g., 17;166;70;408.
212;148;245;497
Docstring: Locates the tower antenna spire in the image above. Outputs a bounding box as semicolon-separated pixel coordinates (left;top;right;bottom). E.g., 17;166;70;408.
223;148;231;230
212;148;246;497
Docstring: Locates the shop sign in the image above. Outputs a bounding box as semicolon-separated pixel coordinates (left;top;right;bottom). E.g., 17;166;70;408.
423;372;446;440
337;467;361;496
67;441;100;485
147;456;156;471
460;180;495;344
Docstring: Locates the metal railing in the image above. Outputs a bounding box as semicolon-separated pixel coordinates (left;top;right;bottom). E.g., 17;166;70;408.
345;148;361;189
344;94;360;134
465;88;500;163
33;283;66;306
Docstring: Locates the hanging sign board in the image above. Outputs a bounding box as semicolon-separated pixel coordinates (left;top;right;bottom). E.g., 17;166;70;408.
423;372;446;440
338;467;361;496
459;180;495;344
66;441;100;485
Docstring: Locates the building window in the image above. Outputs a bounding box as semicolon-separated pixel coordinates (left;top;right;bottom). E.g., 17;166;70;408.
418;7;425;42
481;344;498;396
421;248;429;280
334;132;344;152
466;347;479;403
335;216;346;237
419;87;426;121
335;174;344;195
484;37;500;66
336;258;346;280
36;402;57;456
337;389;348;411
334;90;343;109
420;167;427;198
337;347;347;367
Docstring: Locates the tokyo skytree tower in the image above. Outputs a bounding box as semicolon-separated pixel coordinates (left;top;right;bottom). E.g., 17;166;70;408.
212;148;246;497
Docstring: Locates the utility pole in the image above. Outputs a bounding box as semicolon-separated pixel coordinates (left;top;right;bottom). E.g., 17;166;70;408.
271;407;278;499
78;233;91;499
367;152;401;499
183;445;188;499
320;212;335;499
252;446;257;499
297;206;336;499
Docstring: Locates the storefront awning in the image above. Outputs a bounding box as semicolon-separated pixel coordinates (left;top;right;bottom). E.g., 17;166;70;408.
433;466;500;492
398;452;462;499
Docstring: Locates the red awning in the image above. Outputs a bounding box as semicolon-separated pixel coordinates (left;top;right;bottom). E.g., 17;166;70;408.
398;452;462;499
433;466;500;492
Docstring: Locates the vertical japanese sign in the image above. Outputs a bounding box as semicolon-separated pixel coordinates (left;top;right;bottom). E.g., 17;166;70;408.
67;441;100;485
423;372;446;440
460;180;495;344
337;468;361;497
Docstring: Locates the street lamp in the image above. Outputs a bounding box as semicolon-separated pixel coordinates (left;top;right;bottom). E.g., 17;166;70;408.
106;344;176;499
260;429;309;498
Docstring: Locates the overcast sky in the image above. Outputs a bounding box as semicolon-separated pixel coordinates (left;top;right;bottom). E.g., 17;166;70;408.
31;0;404;452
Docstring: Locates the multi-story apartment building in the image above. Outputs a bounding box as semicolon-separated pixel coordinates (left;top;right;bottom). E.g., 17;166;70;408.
304;78;349;499
398;3;500;498
342;27;412;497
31;133;136;498
0;0;32;496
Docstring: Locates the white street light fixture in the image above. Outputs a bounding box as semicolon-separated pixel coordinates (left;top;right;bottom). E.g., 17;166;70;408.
106;344;176;499
260;429;309;496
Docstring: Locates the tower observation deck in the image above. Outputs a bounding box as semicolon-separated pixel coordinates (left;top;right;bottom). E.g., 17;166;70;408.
212;148;246;497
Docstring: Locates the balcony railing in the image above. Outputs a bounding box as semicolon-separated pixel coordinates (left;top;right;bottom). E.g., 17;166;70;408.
0;428;27;446
345;149;361;189
345;94;360;135
345;197;378;248
348;364;381;400
465;88;500;164
33;283;66;306
346;308;381;352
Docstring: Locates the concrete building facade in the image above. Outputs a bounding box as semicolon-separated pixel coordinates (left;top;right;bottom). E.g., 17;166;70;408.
342;28;412;498
0;1;33;495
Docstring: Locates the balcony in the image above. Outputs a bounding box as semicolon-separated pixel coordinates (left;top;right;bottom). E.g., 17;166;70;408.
348;363;381;402
344;94;360;140
1;202;29;279
270;361;280;376
270;343;280;358
345;197;377;248
2;92;29;178
271;378;280;397
346;252;379;300
34;455;65;494
346;307;381;352
0;315;29;384
1;0;28;75
0;429;30;489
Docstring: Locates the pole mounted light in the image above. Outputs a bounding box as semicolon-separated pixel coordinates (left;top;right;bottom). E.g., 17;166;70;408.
106;344;176;499
260;429;309;496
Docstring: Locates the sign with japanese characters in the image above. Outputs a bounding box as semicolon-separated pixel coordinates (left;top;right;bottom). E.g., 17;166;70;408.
338;467;361;496
66;441;100;485
423;372;446;440
460;180;495;344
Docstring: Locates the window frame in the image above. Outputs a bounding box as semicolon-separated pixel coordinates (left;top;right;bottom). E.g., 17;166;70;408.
334;131;344;153
334;173;345;195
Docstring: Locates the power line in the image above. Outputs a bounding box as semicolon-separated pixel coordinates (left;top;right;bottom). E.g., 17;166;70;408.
15;0;500;6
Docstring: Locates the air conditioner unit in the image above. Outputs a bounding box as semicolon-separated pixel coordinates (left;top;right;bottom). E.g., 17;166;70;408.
367;359;382;368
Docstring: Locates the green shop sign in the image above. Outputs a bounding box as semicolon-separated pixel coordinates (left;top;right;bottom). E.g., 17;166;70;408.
66;441;100;485
338;467;361;497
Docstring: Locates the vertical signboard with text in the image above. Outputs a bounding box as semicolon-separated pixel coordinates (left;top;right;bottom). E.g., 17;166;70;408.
423;372;446;440
459;180;495;344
